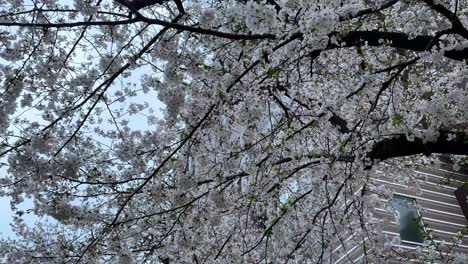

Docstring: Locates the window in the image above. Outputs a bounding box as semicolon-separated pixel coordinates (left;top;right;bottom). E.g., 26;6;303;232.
391;195;425;244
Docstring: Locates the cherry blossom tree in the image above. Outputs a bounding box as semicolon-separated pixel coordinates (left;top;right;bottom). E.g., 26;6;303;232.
0;0;467;263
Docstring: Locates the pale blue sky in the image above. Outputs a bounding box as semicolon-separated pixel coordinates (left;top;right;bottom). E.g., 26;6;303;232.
0;0;169;239
0;61;165;239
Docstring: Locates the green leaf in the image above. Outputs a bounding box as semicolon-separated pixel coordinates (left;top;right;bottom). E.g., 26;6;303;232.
392;114;405;127
247;194;256;202
421;91;434;100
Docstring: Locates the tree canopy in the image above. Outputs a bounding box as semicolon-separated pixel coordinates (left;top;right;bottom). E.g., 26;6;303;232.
0;0;467;262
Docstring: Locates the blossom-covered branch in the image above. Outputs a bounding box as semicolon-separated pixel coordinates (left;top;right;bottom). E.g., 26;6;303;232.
1;0;468;263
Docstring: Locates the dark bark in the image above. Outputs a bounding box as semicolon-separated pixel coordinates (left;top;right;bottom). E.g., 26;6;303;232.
419;0;468;39
338;30;468;62
116;0;167;10
266;0;281;12
328;112;350;134
366;130;468;167
326;112;468;168
116;0;184;13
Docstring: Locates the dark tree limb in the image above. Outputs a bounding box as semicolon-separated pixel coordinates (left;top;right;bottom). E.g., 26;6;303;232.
320;110;468;168
340;0;400;21
174;0;185;14
419;0;468;39
338;30;468;62
328;111;351;134
368;57;420;114
266;0;281;12
115;0;166;10
3;19;468;62
366;130;468;167
116;0;185;13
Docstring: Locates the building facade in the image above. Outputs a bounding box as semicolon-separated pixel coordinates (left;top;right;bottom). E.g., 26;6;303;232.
332;158;468;263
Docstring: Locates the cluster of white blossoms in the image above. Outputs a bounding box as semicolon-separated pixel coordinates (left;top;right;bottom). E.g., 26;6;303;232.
244;1;278;34
0;0;467;263
74;0;99;16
